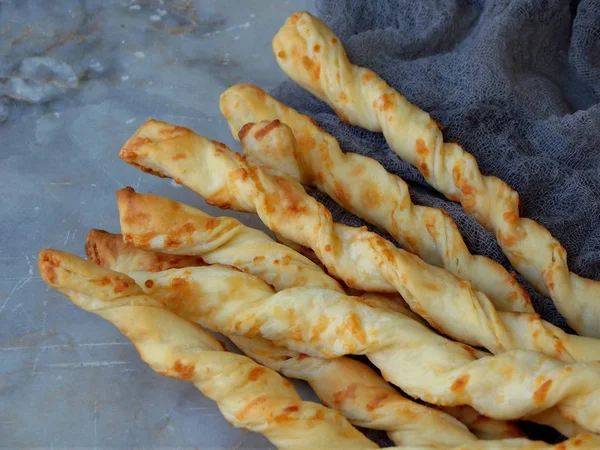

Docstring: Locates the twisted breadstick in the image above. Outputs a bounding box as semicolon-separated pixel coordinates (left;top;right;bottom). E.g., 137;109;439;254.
85;228;206;273
115;188;422;322
56;239;596;447
271;11;600;337
112;192;533;440
107;197;495;446
97;228;592;442
39;249;375;450
118;118;600;364
115;186;343;294
220;84;532;314
128;263;600;432
88;233;480;447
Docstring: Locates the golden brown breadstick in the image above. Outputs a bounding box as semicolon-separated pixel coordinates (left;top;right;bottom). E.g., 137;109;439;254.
41;249;596;449
39;249;376;450
82;232;589;440
128;263;600;432
220;83;532;314
85;228;206;272
115;189;422;321
86;223;585;438
271;11;600;337
118;118;600;364
89;236;479;447
113;193;531;440
108;197;490;446
115;186;343;293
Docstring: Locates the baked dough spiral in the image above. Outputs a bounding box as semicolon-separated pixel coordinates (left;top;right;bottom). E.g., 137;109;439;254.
118;118;600;364
126;262;600;432
219;83;532;314
271;11;600;338
38;249;375;450
106;199;492;446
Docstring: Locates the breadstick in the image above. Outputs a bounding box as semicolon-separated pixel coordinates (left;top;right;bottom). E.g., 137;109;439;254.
118;118;600;364
115;186;343;293
85;227;583;438
112;192;530;440
115;189;422;321
232;334;520;443
106;200;493;445
85;228;205;272
220;83;532;314
38;249;375;450
272;11;600;337
129;263;600;432
88;232;480;447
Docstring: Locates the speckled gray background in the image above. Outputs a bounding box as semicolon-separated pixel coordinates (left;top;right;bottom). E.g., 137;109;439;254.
0;1;316;448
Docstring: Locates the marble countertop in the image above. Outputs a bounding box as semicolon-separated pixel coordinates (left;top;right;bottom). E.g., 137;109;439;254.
1;1;316;448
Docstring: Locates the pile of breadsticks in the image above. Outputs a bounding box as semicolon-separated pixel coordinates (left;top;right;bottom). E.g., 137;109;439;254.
39;11;600;450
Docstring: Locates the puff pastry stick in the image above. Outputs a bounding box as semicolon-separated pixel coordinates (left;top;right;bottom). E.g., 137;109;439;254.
220;84;532;314
85;228;206;272
39;249;375;450
89;235;479;448
129;264;600;432
272;11;600;338
115;188;422;322
118;118;600;364
86;228;580;439
115;187;343;294
108;200;495;445
112;193;532;441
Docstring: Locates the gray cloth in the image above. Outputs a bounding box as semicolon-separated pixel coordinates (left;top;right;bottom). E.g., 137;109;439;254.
273;0;600;334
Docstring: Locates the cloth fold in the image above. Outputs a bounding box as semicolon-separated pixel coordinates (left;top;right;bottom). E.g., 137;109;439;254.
272;0;600;332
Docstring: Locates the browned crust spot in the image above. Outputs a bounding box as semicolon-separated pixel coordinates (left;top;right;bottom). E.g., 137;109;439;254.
119;137;151;162
333;181;349;206
229;167;248;183
450;374;470;392
284;405;299;413
248;366;267;381
39;250;61;284
171;277;187;287
235;395;268;421
113;277;131;293
173;360;195;379
503;210;519;225
238;122;254;141
332;384;358;406
365;393;389;412
361;70;375;84
415;138;430;177
379;93;393;111
347;313;366;345
301;56;321;81
533;379;552;404
253;120;281;141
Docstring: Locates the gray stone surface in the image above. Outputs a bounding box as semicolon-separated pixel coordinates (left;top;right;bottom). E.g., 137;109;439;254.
0;1;316;448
